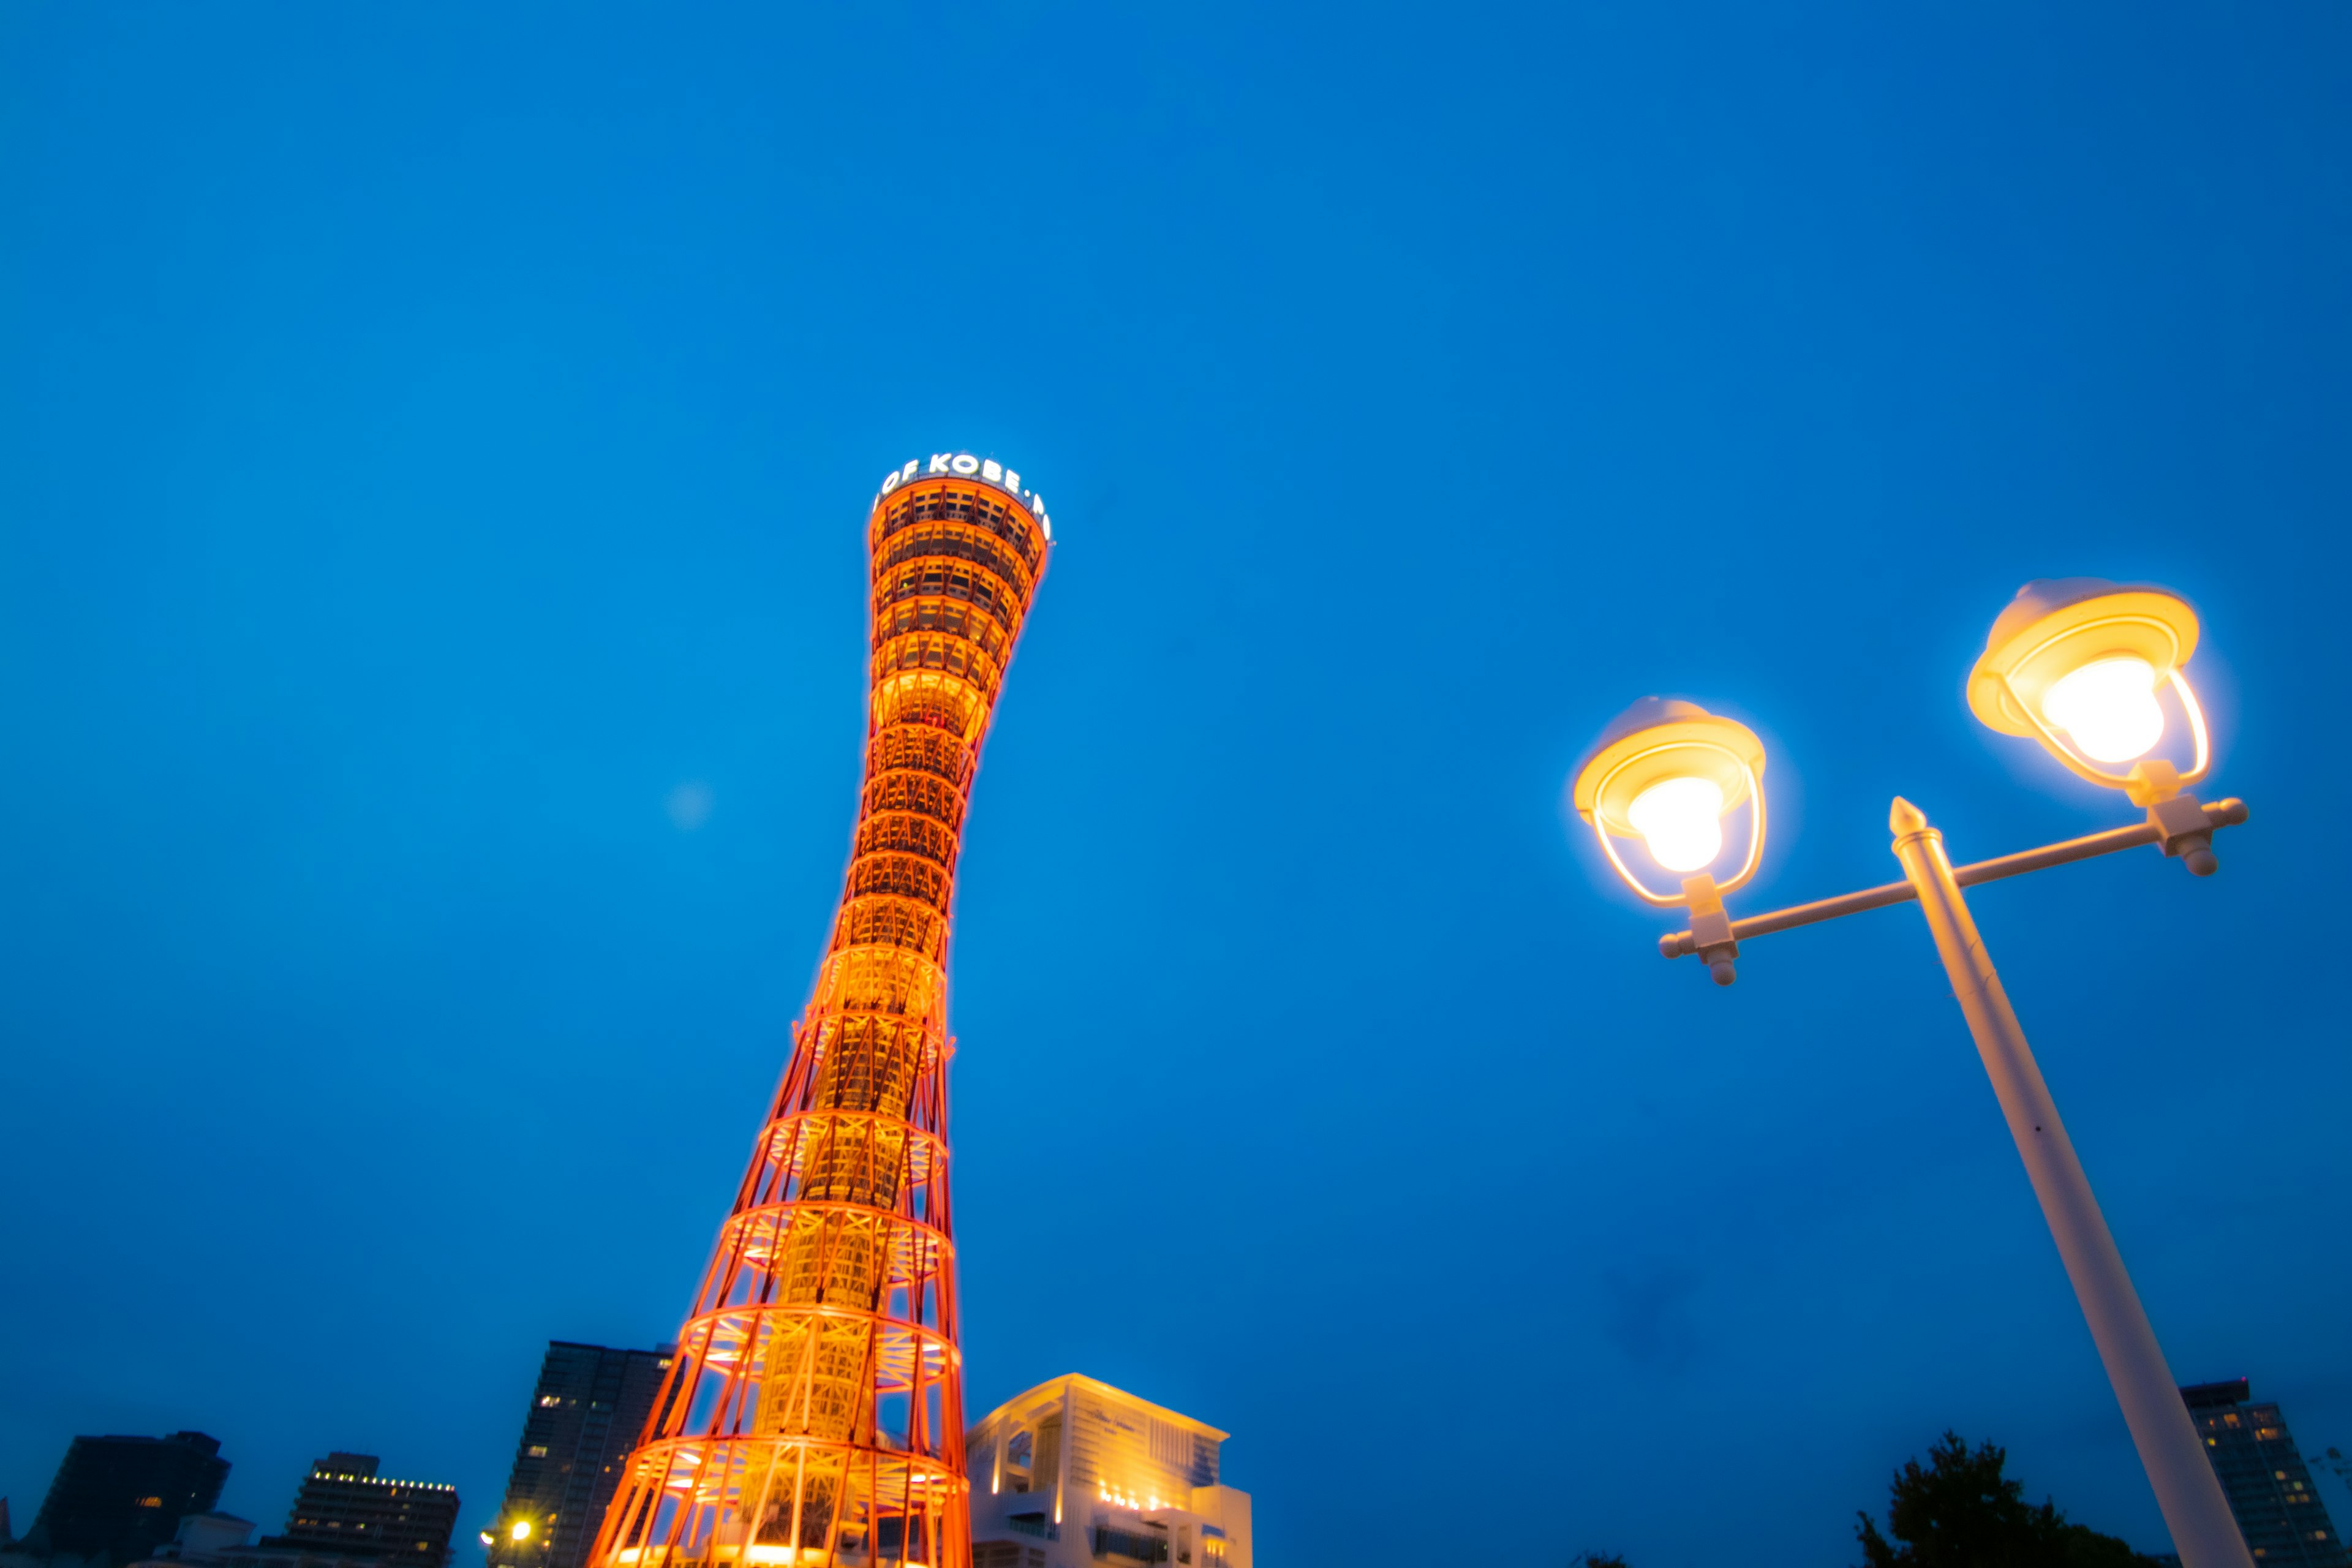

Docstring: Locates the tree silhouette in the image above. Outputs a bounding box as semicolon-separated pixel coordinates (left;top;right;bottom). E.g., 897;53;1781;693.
1856;1431;2164;1567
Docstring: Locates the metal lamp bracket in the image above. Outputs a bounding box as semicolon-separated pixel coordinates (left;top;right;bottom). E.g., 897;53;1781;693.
1681;873;1739;986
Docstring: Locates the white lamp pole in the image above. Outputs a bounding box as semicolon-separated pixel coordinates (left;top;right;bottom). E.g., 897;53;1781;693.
1889;797;2250;1568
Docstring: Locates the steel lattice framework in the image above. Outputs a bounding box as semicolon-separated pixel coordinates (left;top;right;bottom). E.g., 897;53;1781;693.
587;463;1050;1568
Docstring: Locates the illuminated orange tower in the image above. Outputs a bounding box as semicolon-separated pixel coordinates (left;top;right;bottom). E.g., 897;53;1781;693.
587;453;1052;1568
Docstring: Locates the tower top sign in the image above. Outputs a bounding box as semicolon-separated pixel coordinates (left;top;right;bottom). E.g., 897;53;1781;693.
876;453;1052;541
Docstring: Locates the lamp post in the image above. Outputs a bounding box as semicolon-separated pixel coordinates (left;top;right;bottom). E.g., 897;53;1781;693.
1571;579;2253;1568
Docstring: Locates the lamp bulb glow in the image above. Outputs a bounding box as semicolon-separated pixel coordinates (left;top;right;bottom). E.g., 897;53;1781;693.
2041;656;2165;764
1627;776;1725;873
511;1523;532;1543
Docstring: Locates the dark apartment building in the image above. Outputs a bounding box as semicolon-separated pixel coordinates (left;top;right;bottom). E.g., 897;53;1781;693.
486;1343;677;1568
257;1455;459;1568
18;1432;230;1565
2182;1379;2351;1566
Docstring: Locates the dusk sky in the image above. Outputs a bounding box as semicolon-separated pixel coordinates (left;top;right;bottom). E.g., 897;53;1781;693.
4;6;2350;1566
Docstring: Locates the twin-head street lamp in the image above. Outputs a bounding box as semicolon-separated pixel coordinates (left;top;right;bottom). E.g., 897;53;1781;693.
1575;577;2242;987
1571;578;2255;1568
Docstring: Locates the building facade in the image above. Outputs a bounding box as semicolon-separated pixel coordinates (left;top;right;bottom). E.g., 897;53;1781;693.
260;1454;460;1568
580;454;1054;1568
2182;1380;2349;1565
964;1378;1250;1568
486;1343;678;1568
19;1432;231;1565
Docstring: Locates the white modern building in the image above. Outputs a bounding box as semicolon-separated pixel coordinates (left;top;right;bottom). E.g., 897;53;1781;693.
965;1377;1250;1568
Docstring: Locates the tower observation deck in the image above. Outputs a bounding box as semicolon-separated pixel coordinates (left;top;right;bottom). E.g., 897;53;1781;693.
586;454;1053;1568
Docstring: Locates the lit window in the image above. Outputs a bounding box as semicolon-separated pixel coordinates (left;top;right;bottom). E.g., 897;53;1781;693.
540;1396;560;1408
137;1498;164;1510
529;1447;549;1458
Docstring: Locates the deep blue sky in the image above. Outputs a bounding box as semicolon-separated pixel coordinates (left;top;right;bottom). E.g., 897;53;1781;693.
4;6;2350;1564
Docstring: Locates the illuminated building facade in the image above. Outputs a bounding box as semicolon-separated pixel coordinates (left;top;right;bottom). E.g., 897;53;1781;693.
964;1378;1250;1568
585;454;1053;1568
489;1344;680;1568
2181;1381;2349;1565
264;1454;461;1568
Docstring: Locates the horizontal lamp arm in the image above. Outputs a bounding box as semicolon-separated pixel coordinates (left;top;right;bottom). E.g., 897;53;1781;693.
1658;797;2247;960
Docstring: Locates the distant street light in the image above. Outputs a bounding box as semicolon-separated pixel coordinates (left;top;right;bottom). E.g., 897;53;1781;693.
1571;579;2253;1568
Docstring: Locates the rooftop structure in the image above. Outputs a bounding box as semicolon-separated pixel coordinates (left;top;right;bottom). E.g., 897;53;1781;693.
581;454;1054;1568
2182;1379;2348;1565
146;1513;257;1562
965;1378;1250;1568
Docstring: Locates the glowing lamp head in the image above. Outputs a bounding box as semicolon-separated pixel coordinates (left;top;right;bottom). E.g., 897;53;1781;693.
1627;775;1725;872
1967;578;2206;788
2041;655;2164;762
480;1535;495;1548
1572;697;1767;902
511;1523;532;1544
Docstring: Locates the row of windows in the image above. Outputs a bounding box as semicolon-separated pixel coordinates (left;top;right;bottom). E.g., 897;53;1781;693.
874;601;1017;668
875;558;1027;636
872;633;1005;702
1094;1526;1170;1564
879;494;1045;571
875;521;1038;598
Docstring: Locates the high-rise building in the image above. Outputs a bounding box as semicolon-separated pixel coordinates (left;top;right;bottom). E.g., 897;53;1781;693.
2182;1380;2349;1565
486;1343;679;1568
258;1454;459;1568
582;453;1054;1568
19;1432;230;1565
963;1378;1250;1568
